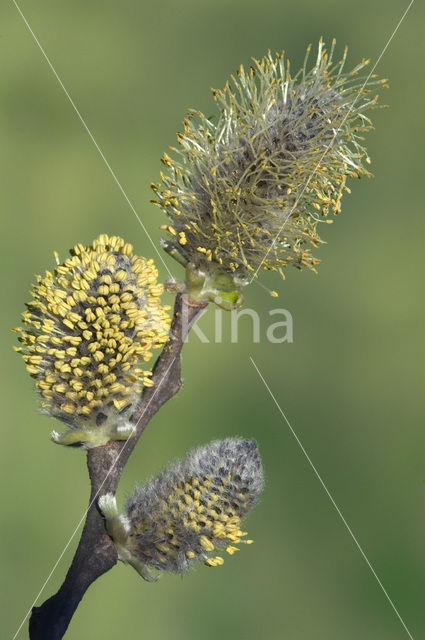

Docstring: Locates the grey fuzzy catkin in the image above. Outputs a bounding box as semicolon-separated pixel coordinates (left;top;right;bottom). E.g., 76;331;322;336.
100;439;263;580
153;39;386;282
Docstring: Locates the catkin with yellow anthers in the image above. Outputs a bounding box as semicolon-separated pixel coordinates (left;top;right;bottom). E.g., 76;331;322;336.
14;235;171;445
100;439;263;581
153;38;385;288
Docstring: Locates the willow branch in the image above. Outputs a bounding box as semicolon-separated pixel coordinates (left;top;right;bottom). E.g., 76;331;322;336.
28;293;206;640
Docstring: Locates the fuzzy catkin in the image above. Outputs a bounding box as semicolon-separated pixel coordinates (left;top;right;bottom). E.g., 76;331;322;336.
153;39;386;281
14;235;170;443
100;439;263;579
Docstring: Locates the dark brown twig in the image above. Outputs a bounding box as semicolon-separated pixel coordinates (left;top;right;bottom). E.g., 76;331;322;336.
28;294;206;640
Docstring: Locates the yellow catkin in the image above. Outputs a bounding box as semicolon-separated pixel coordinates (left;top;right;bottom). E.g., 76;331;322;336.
14;235;171;430
153;39;383;284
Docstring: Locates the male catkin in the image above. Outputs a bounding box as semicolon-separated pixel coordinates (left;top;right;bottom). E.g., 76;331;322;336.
153;39;386;306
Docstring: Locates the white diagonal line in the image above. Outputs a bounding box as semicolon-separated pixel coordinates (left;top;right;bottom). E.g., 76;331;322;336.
12;0;173;279
250;356;414;640
10;354;178;640
249;0;415;283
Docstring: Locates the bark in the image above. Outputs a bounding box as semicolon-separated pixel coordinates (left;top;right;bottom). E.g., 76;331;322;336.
29;294;206;639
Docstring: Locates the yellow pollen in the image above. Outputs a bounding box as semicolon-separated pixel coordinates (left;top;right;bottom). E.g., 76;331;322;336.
15;234;171;426
200;535;215;551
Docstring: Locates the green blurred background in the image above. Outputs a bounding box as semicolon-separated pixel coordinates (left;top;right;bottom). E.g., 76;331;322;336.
1;1;424;638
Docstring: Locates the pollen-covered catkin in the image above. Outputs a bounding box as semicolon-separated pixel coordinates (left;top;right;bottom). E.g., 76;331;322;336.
99;438;263;581
153;39;386;305
13;234;171;447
